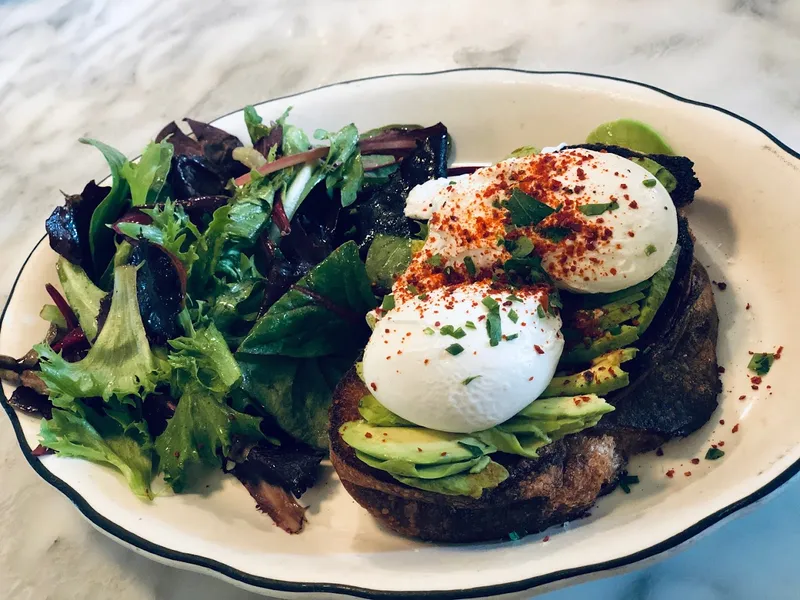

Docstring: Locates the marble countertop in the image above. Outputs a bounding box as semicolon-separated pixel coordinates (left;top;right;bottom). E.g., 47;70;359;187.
2;0;800;598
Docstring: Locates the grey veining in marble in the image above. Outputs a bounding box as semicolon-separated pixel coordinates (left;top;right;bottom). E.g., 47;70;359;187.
1;0;800;598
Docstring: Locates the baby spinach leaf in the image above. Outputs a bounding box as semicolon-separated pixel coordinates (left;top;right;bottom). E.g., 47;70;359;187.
365;234;418;288
237;241;376;358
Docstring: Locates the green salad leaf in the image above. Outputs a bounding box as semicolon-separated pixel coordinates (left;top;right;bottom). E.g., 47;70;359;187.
154;381;263;492
503;188;556;227
56;257;107;341
41;405;155;499
82;138;131;277
167;323;242;394
243;105;272;144
238;241;376;358
121;141;174;207
36;264;168;408
365;234;421;288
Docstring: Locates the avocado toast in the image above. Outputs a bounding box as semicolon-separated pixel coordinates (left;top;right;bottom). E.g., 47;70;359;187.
329;139;721;542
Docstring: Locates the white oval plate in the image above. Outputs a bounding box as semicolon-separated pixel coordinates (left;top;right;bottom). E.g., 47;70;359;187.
2;70;799;599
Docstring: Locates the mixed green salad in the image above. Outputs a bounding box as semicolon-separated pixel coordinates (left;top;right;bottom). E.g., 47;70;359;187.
0;107;685;531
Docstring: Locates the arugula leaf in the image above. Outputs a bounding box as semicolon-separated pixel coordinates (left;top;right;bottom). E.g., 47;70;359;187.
238;241;376;358
121;141;174;207
168;323;241;394
56;257;107;341
503;188;556;226
365;234;417;288
579;201;618;216
188;204;232;295
35;264;168;408
748;353;775;376
238;354;351;448
244;105;272;144
41;406;155;499
155;381;263;492
82;138;131;277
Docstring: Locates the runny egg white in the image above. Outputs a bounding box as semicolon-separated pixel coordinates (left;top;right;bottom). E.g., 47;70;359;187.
362;282;563;433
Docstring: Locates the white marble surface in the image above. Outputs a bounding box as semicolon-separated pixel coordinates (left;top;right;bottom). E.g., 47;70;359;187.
1;0;800;598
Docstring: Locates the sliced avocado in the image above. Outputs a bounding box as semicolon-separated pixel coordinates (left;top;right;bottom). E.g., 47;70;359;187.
598;303;641;331
392;460;509;499
339;421;494;464
355;361;364;382
56;257;108;341
544;348;637;397
358;394;414;426
561;324;639;364
638;243;680;335
504;145;540;159
517;393;614;420
582;279;651;309
474;427;550;459
585;119;675;155
355;451;490;479
631;157;678;193
602;293;646;312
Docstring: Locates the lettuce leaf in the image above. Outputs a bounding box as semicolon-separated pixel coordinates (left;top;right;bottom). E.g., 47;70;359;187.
40;405;155;499
244;105;272;145
56;257;107;341
35;264;168;408
82;138;131;277
167;323;241;394
154;381;263;492
121;141;174;207
364;234;420;289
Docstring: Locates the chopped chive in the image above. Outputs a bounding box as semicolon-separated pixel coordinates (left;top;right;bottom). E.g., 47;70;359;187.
423;327;435;335
578;201;619;216
505;333;519;341
482;296;499;311
427;253;443;267
445;343;464;356
506;294;523;303
449;180;457;185
645;244;657;256
439;325;466;339
464;256;477;277
536;305;546;319
618;474;640;493
465;320;477;329
407;284;419;295
508;309;519;323
705;447;725;460
748;352;775;376
643;179;658;188
381;294;395;311
417;293;429;300
462;375;482;385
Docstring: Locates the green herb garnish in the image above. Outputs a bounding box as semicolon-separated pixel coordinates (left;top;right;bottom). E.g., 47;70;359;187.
748;352;775;376
539;227;571;242
578;201;619;216
705;447;725;461
645;244;657;256
505;333;519;341
506;294;523;303
381;294;395;311
465;320;476;330
483;296;502;347
504;188;556;226
536;305;546;319
440;325;466;339
510;236;534;258
417;293;429;300
423;327;435;335
407;284;419;295
445;343;465;356
643;179;658;188
618;474;640;493
464;256;477;277
462;375;482;385
427;253;443;267
508;309;519;323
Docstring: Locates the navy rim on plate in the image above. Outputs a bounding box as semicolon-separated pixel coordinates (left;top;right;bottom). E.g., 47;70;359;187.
2;68;799;600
